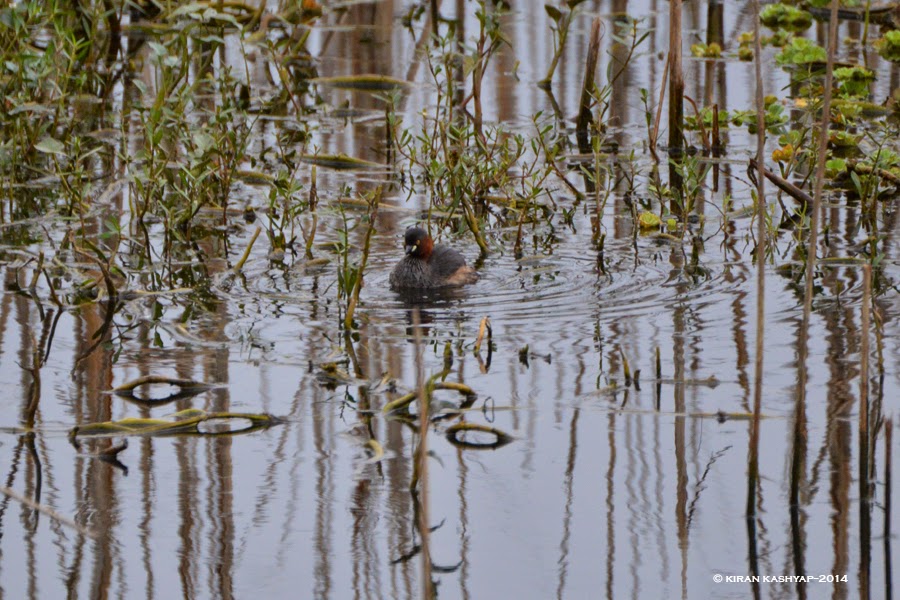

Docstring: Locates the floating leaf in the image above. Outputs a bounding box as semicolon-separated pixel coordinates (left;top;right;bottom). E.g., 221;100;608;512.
71;409;280;438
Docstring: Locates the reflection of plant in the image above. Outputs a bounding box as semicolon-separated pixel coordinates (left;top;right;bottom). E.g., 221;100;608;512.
807;0;861;7
760;4;812;32
833;67;875;98
690;43;722;58
875;31;900;62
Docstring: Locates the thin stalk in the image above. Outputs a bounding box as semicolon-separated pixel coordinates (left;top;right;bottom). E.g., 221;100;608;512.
460;196;489;256
472;11;486;143
539;11;572;88
0;485;98;539
430;0;440;42
306;166;318;259
576;18;602;153
233;227;262;274
344;189;381;330
863;0;872;67
668;0;685;206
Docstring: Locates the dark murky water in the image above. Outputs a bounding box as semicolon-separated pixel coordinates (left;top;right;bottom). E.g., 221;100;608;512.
1;1;898;598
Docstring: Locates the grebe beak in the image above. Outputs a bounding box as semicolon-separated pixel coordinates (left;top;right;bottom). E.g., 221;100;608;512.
405;244;416;255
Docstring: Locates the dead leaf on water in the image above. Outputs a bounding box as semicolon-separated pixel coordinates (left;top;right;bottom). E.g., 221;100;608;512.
70;409;280;438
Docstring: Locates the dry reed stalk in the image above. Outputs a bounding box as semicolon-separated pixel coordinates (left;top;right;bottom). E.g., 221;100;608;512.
0;485;98;539
668;0;685;204
576;18;602;151
650;52;671;163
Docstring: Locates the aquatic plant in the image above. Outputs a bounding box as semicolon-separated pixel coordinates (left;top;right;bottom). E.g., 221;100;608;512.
539;0;587;89
775;37;827;66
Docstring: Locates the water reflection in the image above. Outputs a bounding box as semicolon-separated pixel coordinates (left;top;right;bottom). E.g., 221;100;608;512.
0;1;898;599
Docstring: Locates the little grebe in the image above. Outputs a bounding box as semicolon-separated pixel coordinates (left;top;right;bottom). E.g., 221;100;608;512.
389;227;478;289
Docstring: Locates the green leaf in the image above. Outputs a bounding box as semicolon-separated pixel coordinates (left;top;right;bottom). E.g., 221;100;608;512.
148;41;168;59
35;137;65;155
545;4;562;21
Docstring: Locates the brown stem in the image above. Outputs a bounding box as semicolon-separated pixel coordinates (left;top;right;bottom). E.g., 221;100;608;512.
576;18;602;153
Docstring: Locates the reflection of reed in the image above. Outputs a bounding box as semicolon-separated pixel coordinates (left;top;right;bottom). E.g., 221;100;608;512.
605;410;618;600
554;407;578;599
884;420;894;600
455;441;470;600
859;264;872;598
411;309;435;600
670;258;689;598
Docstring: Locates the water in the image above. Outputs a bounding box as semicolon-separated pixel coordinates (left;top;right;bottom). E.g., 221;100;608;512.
0;1;897;598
